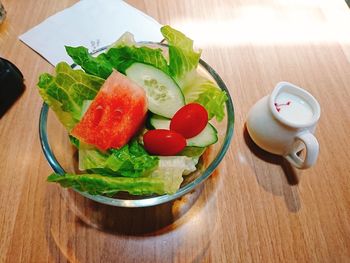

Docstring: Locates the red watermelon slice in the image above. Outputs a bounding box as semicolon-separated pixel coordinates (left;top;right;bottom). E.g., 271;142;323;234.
71;70;148;151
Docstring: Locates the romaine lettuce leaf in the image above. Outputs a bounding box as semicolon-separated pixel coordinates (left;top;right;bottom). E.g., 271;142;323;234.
65;46;113;79
181;71;228;121
160;25;201;82
37;62;104;130
48;155;199;195
47;173;167;196
105;46;169;74
195;87;227;121
79;140;159;178
157;156;199;176
160;26;227;121
109;32;136;48
107;31;169;74
65;43;169;78
69;135;80;148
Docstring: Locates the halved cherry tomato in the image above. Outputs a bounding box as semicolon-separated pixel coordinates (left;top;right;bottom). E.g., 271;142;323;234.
170;103;208;139
143;129;186;156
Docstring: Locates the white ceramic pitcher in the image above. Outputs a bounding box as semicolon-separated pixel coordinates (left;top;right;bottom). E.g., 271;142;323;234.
246;82;321;169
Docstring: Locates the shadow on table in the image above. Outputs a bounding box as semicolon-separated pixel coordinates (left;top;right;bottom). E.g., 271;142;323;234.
64;185;203;236
44;171;221;262
243;125;301;212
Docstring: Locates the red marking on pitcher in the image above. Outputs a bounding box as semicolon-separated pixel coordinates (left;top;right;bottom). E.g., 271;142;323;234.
274;101;291;112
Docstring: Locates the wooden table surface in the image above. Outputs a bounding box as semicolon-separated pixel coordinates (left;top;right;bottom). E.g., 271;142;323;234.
1;0;350;262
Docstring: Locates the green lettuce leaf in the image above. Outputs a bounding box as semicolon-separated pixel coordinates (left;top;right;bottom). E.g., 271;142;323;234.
157;156;199;176
69;135;80;148
37;62;104;130
105;46;169;74
160;25;201;82
47;173;168;196
79;141;159;178
160;26;227;121
195;87;227;121
107;32;169;74
65;46;113;79
109;32;137;48
48;155;199;196
181;71;228;121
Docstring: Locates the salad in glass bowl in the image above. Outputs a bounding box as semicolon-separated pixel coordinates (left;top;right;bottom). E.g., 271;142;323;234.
38;25;234;207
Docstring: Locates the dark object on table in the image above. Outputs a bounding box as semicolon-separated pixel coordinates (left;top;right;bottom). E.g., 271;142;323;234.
0;2;6;24
346;0;350;9
0;58;25;118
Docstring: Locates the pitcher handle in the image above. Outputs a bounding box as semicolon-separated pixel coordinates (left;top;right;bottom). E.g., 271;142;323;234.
285;132;319;169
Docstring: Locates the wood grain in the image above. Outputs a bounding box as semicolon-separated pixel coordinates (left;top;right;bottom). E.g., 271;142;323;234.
1;0;350;262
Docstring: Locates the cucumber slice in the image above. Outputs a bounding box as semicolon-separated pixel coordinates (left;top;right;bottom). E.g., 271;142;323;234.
149;114;170;129
186;123;218;147
125;63;185;118
149;115;218;147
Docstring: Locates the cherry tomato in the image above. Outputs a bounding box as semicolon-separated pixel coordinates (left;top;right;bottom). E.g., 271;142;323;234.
170;103;208;139
143;129;186;156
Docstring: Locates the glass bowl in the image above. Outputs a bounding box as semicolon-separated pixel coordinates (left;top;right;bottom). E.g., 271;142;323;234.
39;44;235;208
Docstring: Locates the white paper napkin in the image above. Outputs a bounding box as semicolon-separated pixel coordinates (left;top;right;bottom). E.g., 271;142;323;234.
19;0;163;65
